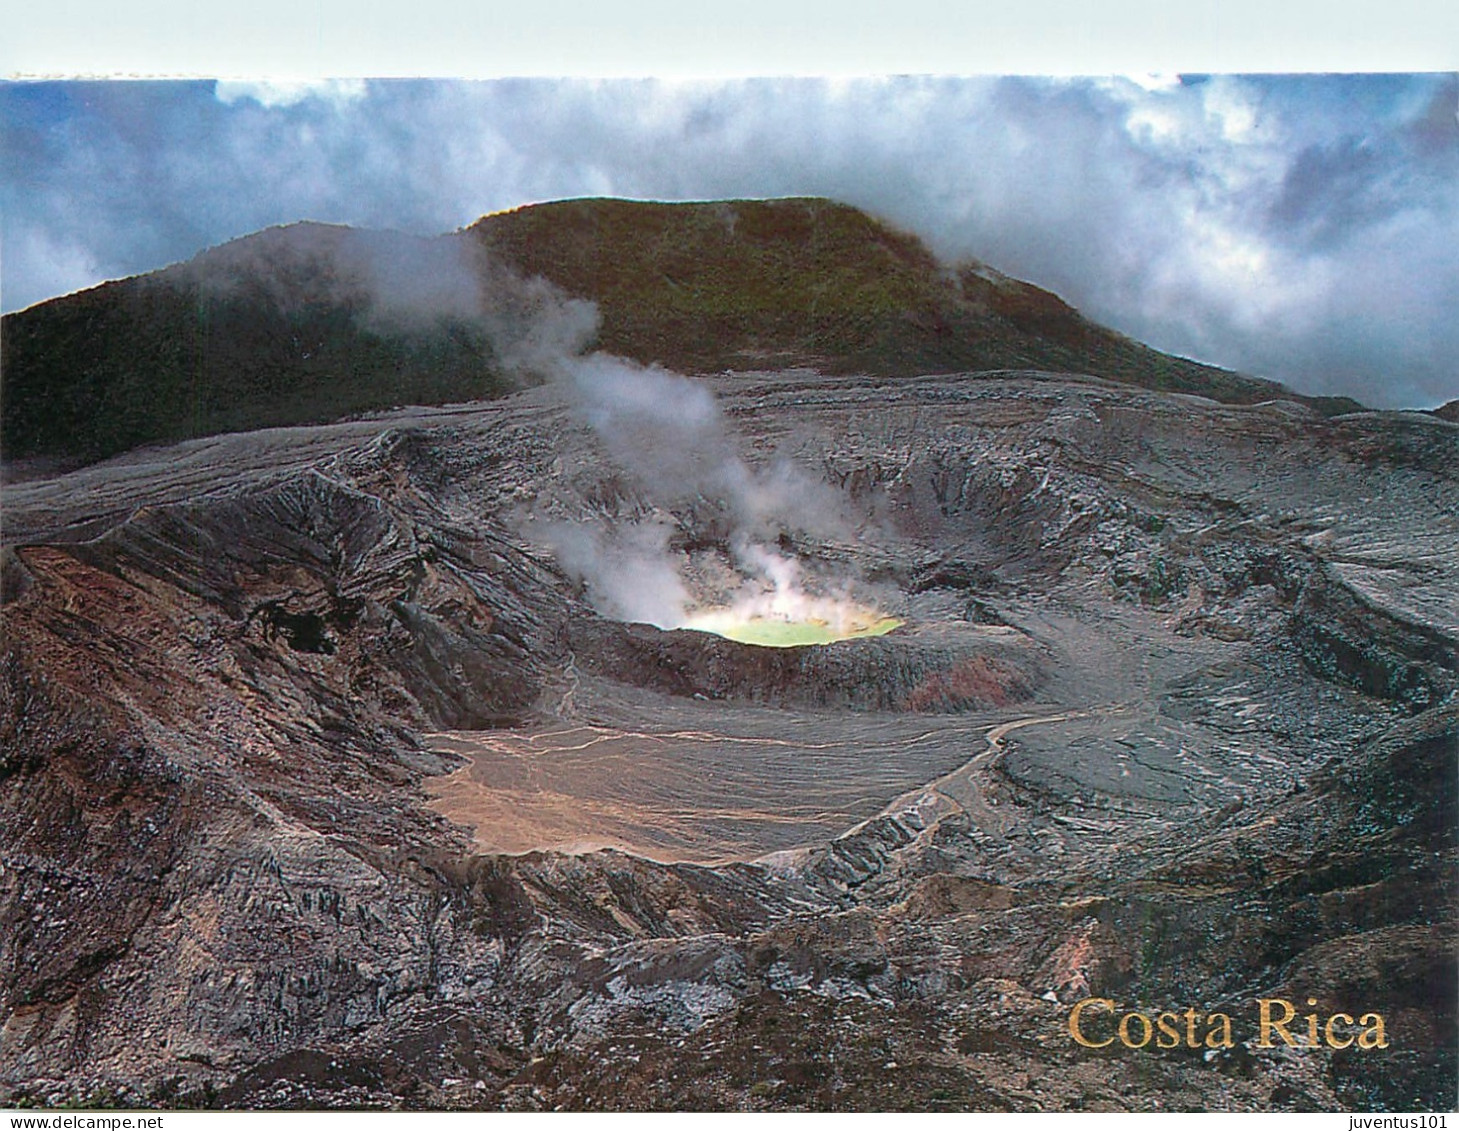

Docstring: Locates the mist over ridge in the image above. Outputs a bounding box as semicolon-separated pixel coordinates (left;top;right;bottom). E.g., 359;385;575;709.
3;195;1380;472
4;75;1454;407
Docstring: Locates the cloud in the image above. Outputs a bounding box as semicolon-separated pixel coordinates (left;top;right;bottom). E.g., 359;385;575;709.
0;224;104;311
1;74;1454;407
213;79;366;109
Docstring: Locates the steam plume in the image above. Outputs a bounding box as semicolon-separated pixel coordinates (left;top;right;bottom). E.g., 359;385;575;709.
531;352;860;631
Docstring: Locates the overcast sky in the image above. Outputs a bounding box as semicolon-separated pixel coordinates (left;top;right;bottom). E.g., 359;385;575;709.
2;74;1455;408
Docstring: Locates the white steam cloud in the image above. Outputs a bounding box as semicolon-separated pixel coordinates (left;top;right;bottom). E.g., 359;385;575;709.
536;517;692;629
526;353;858;631
560;354;841;533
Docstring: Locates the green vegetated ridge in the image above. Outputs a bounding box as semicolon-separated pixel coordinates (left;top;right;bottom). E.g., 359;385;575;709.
1;225;507;465
2;197;1362;465
470;197;1307;401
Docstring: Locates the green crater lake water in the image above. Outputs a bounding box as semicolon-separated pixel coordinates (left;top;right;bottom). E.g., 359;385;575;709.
683;613;903;648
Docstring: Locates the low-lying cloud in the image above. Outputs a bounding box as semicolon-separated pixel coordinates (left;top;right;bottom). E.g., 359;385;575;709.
2;75;1455;407
178;222;600;363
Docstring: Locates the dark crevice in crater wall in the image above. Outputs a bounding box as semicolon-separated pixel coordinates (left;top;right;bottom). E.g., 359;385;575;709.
1289;568;1456;712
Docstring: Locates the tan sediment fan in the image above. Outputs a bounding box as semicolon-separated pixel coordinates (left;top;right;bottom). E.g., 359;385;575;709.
682;605;903;647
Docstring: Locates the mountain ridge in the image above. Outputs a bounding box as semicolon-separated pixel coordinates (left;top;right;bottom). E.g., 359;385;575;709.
1;197;1363;466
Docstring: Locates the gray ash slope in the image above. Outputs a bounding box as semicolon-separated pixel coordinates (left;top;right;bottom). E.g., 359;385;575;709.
3;362;1455;1112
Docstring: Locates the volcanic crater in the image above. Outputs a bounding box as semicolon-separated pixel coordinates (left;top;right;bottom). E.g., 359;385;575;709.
2;199;1455;1113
